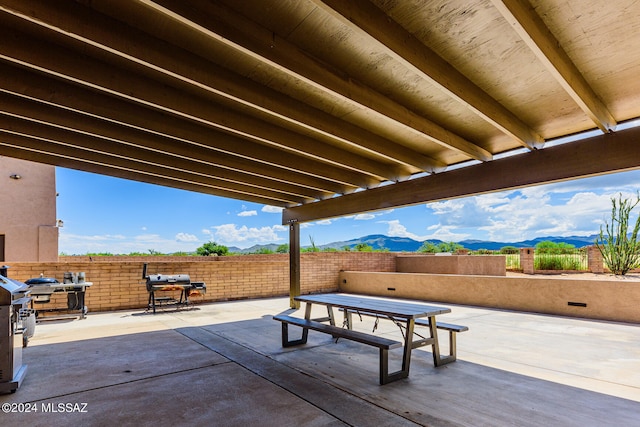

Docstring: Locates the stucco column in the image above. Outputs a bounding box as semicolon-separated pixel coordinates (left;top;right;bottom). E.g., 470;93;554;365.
588;245;604;273
520;248;534;274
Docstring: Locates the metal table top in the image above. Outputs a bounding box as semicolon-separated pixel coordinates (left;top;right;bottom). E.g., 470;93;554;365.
295;293;450;319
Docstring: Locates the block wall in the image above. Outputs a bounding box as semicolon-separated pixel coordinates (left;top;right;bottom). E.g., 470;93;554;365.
7;252;396;312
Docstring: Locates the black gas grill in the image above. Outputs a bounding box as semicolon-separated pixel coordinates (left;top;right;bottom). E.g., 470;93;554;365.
142;264;206;313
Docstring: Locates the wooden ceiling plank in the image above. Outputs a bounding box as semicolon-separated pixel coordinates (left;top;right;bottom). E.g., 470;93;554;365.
141;0;491;162
283;125;640;223
0;91;333;201
0;29;376;189
0;140;295;206
0;0;427;178
0;64;352;195
0;120;308;205
315;0;544;150
491;0;617;133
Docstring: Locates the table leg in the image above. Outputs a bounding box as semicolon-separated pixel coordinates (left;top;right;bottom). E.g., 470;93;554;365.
304;302;313;319
306;302;336;324
401;319;415;373
427;316;444;366
380;319;414;384
326;305;336;326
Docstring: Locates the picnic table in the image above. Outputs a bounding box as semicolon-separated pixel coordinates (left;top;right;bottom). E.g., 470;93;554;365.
274;293;465;384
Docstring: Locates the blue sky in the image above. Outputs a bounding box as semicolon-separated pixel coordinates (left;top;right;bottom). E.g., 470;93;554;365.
56;163;640;255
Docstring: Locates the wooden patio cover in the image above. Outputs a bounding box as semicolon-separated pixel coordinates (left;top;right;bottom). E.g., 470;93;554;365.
1;0;639;300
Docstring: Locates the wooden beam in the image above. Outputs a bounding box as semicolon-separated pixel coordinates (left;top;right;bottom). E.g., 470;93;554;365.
0;142;289;207
315;0;543;150
283;126;640;223
142;0;491;161
0;30;379;189
289;222;301;309
0;0;431;177
0;91;332;201
491;0;616;132
0;65;352;195
0;114;313;205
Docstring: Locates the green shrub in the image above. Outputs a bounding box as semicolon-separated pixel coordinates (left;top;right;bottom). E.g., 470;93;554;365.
499;246;519;254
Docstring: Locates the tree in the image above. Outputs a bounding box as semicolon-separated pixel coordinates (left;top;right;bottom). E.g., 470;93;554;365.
196;241;229;256
354;243;373;252
596;192;640;275
418;241;463;253
438;241;464;253
276;244;289;253
417;241;439;253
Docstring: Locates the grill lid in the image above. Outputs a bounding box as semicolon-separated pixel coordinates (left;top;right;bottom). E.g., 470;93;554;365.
25;277;60;285
146;274;191;285
0;275;29;305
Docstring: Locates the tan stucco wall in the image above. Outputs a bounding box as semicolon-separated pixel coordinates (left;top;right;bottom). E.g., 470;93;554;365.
339;271;640;323
0;157;58;261
396;255;506;276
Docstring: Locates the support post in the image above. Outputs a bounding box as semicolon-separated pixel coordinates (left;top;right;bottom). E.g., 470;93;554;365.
289;221;300;309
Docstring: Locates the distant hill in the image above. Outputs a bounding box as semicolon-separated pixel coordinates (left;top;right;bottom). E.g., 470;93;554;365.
228;243;282;253
229;233;600;253
319;234;426;252
321;234;599;252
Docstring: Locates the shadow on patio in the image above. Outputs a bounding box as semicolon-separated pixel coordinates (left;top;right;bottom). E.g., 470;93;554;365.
1;296;639;426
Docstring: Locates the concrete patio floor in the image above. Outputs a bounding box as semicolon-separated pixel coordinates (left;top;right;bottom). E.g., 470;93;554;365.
1;295;639;426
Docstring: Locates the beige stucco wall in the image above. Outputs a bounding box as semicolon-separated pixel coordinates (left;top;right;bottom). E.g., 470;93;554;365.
0;157;58;262
339;271;640;323
396;255;506;276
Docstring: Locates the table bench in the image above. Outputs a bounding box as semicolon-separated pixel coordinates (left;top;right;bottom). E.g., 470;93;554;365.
342;309;468;364
273;314;402;384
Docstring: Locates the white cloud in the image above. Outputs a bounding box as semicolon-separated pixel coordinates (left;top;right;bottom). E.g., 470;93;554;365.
262;205;283;213
384;220;429;240
418;184;640;243
202;229;212;235
213;223;284;245
58;231;199;254
175;233;198;242
315;219;332;225
133;234;163;241
58;233;126;242
238;210;257;217
354;213;375;220
424;224;470;241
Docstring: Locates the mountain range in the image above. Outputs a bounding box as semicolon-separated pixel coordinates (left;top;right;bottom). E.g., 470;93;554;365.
229;233;600;253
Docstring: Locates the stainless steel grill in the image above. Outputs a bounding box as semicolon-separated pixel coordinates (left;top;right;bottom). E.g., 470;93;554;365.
142;264;206;313
0;273;35;394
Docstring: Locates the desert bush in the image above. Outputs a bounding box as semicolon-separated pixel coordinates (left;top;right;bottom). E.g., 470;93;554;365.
596;192;640;275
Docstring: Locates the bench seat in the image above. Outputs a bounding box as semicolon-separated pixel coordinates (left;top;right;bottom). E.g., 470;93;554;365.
341;309;468;364
273;314;401;349
414;318;469;333
273;314;402;384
